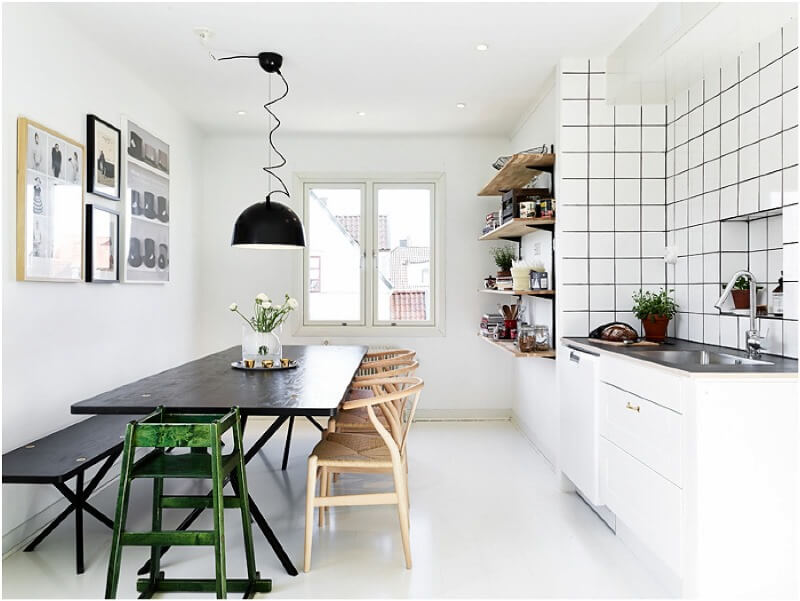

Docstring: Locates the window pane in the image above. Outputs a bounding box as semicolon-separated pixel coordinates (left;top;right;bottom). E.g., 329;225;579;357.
307;187;362;322
376;186;432;322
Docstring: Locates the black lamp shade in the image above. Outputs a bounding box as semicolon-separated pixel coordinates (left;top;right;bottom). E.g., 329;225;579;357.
231;200;306;249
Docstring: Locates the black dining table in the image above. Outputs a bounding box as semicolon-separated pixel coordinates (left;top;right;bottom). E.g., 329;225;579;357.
71;344;367;577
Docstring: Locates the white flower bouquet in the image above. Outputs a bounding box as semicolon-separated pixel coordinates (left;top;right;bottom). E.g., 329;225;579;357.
229;293;298;333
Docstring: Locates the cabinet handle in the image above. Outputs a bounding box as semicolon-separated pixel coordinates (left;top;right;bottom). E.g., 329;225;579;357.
569;351;580;363
625;402;640;413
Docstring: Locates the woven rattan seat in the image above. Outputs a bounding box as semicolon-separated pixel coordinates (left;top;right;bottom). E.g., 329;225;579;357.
310;432;392;466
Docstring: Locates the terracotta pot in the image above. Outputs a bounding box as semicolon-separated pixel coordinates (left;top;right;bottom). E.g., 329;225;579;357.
731;289;750;309
641;315;670;342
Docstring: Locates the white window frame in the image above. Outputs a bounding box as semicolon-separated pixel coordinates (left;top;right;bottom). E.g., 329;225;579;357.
295;172;445;337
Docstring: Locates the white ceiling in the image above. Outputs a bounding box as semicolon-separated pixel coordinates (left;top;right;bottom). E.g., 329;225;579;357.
54;2;656;136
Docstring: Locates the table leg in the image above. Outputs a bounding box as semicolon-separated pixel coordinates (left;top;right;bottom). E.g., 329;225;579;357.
74;471;84;574
281;416;295;471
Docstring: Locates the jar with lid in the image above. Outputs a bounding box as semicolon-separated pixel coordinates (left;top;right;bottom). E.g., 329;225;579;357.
533;325;551;351
517;324;536;353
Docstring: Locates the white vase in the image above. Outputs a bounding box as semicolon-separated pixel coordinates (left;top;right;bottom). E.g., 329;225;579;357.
241;326;282;363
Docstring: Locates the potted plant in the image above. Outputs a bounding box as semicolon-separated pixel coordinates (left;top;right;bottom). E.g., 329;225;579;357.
490;246;515;278
729;276;763;309
632;288;679;342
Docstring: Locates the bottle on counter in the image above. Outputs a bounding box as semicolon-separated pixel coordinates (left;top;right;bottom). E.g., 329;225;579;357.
772;272;784;315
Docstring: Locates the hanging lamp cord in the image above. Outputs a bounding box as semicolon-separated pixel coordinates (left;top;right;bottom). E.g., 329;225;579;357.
212;52;291;204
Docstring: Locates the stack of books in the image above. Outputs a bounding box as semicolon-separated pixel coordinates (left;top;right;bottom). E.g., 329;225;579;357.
495;277;513;290
480;313;503;336
482;211;499;235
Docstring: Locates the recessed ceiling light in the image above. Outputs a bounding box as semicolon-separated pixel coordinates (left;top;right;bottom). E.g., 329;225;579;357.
236;110;247;116
456;103;466;109
476;43;489;51
357;111;367;117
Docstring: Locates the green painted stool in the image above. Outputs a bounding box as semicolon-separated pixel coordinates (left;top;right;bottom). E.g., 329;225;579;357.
105;407;271;599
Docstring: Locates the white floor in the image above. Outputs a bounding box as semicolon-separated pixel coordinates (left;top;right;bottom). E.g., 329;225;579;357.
2;420;667;598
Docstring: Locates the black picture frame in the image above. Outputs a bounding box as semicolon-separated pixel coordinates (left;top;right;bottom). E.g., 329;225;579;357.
86;115;121;201
85;204;120;283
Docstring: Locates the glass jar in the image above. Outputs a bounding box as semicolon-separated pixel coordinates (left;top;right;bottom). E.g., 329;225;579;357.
517;324;536;353
533;325;551;351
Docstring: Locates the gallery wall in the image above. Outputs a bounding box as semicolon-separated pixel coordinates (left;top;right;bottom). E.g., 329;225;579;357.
1;3;204;545
197;133;516;416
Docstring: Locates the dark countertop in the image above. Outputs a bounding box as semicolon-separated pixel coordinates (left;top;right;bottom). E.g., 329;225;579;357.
562;337;798;376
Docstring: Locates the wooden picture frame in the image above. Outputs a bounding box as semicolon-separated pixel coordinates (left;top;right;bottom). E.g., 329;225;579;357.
16;117;85;282
85;204;120;283
87;114;121;201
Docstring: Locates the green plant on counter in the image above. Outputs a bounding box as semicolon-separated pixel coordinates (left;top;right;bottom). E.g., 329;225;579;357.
632;288;679;321
490;246;516;271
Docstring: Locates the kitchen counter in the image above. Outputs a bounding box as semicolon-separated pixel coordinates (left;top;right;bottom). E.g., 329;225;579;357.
562;337;798;377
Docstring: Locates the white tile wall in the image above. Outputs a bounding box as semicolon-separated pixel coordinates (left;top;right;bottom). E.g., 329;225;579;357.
663;22;798;357
558;60;667;335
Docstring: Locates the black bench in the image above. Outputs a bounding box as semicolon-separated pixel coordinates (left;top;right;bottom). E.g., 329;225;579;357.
2;414;137;574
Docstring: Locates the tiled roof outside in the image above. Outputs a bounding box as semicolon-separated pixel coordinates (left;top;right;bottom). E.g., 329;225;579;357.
335;215;389;249
389;246;430;289
390;290;427;321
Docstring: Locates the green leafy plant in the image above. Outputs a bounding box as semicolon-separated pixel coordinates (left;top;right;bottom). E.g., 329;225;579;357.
731;276;763;291
490;246;516;271
632;288;679;321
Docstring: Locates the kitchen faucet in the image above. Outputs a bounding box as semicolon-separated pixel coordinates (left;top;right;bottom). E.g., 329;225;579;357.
714;270;765;359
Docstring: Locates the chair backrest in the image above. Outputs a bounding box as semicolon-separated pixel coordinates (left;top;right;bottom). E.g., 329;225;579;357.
353;359;419;383
341;377;423;458
357;349;416;377
127;406;239;449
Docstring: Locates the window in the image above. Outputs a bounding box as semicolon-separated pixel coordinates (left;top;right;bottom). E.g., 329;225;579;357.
301;176;441;332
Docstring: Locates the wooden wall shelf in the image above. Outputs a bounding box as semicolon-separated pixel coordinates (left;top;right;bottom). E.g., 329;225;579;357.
479;153;555;196
479;289;555;297
478;334;556;358
479;218;555;241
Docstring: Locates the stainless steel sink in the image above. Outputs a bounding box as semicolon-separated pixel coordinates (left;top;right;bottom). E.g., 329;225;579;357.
630;350;774;366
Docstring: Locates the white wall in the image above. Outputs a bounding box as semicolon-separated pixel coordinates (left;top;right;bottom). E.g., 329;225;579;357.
507;83;561;465
198;133;514;415
1;4;204;545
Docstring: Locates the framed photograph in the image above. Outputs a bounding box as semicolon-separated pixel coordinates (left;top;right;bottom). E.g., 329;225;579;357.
87;115;121;201
16;117;84;282
122;117;170;283
85;205;119;282
127;120;169;176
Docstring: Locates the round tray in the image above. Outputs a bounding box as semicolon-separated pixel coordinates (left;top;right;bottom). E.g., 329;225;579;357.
231;359;298;371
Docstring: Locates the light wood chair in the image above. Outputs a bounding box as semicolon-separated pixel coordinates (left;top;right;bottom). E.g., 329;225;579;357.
304;377;424;572
330;359;420;435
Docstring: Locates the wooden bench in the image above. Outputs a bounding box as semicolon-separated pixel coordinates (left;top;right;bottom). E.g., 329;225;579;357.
3;414;137;574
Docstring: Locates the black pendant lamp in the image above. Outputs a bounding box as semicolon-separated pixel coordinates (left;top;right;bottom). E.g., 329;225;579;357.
225;52;305;249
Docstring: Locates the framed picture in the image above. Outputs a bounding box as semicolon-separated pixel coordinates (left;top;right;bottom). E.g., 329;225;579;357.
122;117;170;283
16;117;84;282
85;205;119;282
87;114;121;201
127;120;169;176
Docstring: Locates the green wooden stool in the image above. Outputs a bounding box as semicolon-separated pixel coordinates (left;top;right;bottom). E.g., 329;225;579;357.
105;407;271;599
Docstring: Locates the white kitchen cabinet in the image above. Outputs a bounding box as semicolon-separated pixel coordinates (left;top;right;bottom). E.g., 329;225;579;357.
599;382;683;487
557;344;601;505
559;340;798;599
